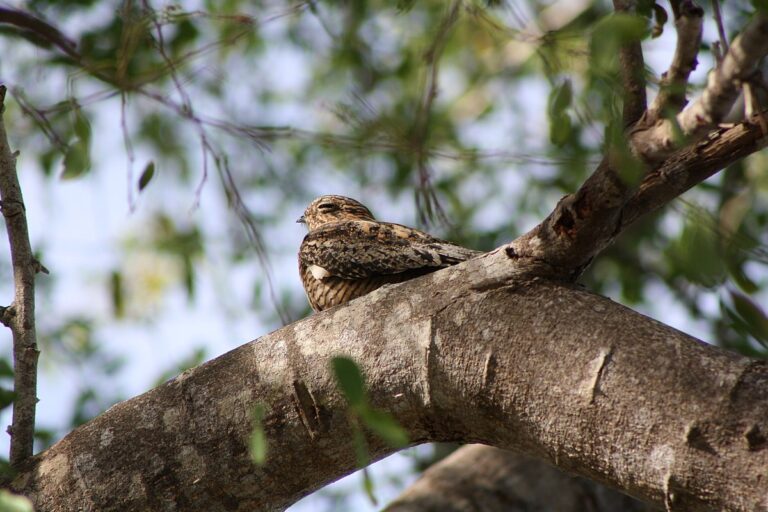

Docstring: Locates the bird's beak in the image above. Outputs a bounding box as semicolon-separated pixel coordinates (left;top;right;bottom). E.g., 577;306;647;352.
296;215;306;224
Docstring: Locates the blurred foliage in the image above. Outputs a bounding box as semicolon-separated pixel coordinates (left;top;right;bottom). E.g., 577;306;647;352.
331;356;409;506
0;490;34;512
0;0;766;508
332;356;409;449
249;403;268;465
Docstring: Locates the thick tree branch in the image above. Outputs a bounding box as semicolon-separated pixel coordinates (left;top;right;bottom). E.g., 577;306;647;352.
385;445;652;512
632;12;768;163
647;1;704;119
10;250;768;511
0;86;42;468
506;155;629;279
508;109;768;282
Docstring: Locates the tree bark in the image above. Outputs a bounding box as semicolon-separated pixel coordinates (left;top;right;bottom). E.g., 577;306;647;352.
11;249;768;511
0;86;43;468
384;445;655;512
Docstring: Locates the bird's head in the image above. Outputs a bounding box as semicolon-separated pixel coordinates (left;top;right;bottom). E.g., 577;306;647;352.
298;195;376;231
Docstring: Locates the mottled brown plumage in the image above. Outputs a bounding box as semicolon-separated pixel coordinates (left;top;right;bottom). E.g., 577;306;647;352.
298;195;480;311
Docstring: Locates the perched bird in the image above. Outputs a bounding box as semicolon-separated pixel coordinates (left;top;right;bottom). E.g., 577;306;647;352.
298;195;481;311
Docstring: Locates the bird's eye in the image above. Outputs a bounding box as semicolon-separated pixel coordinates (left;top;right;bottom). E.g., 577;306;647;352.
318;203;339;212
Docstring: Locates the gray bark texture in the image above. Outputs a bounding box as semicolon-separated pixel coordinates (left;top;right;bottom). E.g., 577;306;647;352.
11;248;768;511
384;445;656;512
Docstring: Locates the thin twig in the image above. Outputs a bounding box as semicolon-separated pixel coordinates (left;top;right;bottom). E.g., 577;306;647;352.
0;8;78;59
647;0;704;120
711;0;729;53
0;85;42;468
412;0;461;226
140;1;291;325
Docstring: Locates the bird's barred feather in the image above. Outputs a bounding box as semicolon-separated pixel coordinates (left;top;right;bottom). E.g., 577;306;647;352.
300;220;480;280
297;195;481;311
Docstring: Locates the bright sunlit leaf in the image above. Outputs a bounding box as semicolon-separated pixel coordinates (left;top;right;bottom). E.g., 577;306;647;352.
0;490;33;512
250;403;268;465
359;408;409;448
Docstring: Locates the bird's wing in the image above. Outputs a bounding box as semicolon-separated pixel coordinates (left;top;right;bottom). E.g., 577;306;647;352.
300;220;481;280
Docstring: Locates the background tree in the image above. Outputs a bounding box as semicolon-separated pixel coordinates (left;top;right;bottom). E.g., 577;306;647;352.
0;0;766;510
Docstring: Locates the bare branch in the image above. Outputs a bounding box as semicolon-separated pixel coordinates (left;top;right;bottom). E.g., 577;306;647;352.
647;1;704;119
613;0;648;126
0;7;78;60
632;13;768;163
622;113;768;228
413;0;461;225
385;445;652;512
711;0;729;53
509;108;768;281
0;86;41;468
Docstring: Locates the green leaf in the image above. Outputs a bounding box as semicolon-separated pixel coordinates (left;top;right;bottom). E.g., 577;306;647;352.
590;14;648;73
0;388;16;411
753;0;768;13
549;113;572;147
331;356;366;407
665;214;725;287
110;270;124;319
727;260;759;295
0;359;13;379
73;107;92;146
0;490;33;512
61;139;91;179
250;404;268;465
351;426;377;505
549;79;572;116
361;467;378;506
138;161;155;191
729;290;768;346
0;458;13;479
359;407;409;448
592;13;648;47
352;425;369;467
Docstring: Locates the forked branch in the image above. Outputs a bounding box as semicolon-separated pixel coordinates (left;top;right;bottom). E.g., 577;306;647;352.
647;0;704;119
632;12;768;163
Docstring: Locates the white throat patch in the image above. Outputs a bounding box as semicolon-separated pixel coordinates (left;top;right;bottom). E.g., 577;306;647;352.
309;265;330;280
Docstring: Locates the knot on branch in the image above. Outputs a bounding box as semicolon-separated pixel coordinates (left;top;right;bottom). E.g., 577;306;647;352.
0;304;16;327
677;0;704;20
32;257;49;275
744;424;767;451
0;198;25;218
